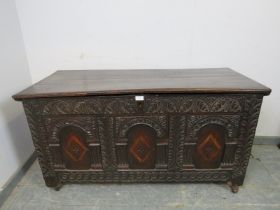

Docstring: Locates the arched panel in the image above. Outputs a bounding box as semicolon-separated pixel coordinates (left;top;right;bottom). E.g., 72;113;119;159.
194;124;226;169
59;126;91;170
127;125;156;169
117;116;167;139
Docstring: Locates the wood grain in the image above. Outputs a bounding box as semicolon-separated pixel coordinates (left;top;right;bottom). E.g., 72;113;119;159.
13;68;271;100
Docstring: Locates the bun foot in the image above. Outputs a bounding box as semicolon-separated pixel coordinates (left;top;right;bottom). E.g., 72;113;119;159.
44;175;62;191
227;181;239;193
54;183;63;191
231;184;239;193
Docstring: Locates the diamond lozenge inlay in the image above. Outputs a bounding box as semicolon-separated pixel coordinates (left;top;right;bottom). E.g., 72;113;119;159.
198;133;221;161
64;133;88;161
129;135;151;163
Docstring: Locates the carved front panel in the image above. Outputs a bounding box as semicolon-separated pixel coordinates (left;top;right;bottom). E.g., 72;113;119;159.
127;125;156;169
42;116;102;170
60;126;91;170
115;116;168;169
184;114;241;169
21;94;264;189
194;124;225;169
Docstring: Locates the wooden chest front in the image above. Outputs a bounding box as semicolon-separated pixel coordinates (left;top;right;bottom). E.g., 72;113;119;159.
22;94;262;192
13;69;271;193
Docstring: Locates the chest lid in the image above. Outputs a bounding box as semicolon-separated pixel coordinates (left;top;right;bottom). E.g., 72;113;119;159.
13;68;271;100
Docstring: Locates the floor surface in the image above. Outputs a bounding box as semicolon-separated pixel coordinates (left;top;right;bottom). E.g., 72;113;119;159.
1;145;280;210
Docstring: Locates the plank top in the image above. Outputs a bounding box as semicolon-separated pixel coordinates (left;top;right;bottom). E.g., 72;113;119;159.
13;68;271;100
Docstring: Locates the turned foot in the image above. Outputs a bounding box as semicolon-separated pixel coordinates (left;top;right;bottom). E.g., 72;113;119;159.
227;181;239;193
230;184;239;193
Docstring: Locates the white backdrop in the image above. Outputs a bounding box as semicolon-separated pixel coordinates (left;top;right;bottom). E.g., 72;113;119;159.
0;0;33;189
15;0;280;136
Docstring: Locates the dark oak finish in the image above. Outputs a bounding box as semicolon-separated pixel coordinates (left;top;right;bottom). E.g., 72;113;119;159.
13;68;271;100
13;68;271;193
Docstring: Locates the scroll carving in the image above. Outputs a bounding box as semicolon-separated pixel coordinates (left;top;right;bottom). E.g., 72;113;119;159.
39;97;137;115
145;96;243;114
28;95;243;116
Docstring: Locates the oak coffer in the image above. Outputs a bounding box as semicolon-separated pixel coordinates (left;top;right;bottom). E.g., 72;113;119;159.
13;68;271;193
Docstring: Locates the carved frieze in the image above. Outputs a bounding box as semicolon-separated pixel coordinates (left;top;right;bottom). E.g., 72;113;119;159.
144;95;243;114
57;170;230;183
36;97;137;115
26;95;244;116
